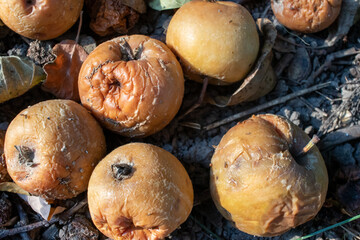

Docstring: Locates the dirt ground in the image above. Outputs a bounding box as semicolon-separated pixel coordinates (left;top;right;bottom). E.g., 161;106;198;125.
0;0;360;239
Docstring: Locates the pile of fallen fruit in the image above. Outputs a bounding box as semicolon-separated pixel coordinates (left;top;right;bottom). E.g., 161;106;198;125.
0;0;359;239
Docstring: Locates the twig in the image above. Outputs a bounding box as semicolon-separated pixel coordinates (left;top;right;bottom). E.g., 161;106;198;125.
14;197;31;240
203;82;332;131
0;197;88;238
309;47;360;81
75;11;83;44
178;78;209;120
299;97;328;117
318;125;360;151
340;226;360;240
274;53;294;77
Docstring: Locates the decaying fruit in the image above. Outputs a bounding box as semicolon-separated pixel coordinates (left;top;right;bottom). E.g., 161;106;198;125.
88;143;194;240
271;0;342;33
86;0;146;36
0;0;84;40
166;0;259;85
210;114;328;236
4;99;106;200
0;130;10;183
78;34;184;137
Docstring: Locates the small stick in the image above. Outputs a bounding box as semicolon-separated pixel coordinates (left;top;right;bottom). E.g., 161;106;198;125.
14;197;31;240
0;197;88;238
178;77;209;120
75;11;83;44
296;135;320;158
299;97;328;117
274;53;294;77
203;82;332;131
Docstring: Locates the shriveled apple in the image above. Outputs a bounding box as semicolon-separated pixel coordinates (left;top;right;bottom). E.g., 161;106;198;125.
88;143;194;240
78;34;184;137
4;99;106;200
271;0;342;33
210;114;328;236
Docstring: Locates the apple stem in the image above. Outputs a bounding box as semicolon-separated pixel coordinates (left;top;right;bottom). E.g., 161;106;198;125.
119;38;135;61
14;145;37;167
112;163;133;181
296;135;320;157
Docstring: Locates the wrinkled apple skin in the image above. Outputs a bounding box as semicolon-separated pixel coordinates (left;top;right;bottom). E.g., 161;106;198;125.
88;143;194;240
0;0;84;40
210;114;328;236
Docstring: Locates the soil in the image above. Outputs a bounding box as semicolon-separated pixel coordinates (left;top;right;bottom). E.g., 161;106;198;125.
0;0;360;240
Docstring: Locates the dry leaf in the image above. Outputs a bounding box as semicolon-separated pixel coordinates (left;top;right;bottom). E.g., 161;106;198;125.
86;0;144;36
0;56;45;103
325;0;360;47
287;47;311;82
0;182;29;195
207;18;277;107
148;0;190;10
335;166;360;215
18;194;66;220
43;40;88;101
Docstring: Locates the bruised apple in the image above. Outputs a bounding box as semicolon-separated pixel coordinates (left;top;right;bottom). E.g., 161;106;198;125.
4;99;106;200
210;114;328;236
0;0;84;40
88;143;194;240
78;34;184;137
166;0;259;85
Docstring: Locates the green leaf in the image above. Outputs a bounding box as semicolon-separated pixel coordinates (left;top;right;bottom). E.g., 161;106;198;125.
148;0;190;11
0;56;45;104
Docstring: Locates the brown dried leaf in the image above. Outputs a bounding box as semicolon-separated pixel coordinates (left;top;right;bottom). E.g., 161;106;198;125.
335;166;360;214
207;18;277;107
43;40;88;101
287;47;311;82
325;0;360;47
18;194;65;220
0;182;29;195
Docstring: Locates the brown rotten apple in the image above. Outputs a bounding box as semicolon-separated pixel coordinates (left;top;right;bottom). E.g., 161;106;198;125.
166;0;259;85
210;114;328;236
271;0;342;33
88;143;194;240
4;99;106;200
0;0;84;40
78;35;184;137
0;130;10;182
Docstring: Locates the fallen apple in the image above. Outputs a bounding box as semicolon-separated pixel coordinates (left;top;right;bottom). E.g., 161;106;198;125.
210;114;329;236
0;0;84;40
271;0;342;33
4;99;106;200
88;142;194;239
78;34;184;137
166;0;259;85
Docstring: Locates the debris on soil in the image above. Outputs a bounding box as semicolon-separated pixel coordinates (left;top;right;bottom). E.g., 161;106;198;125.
1;0;360;239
